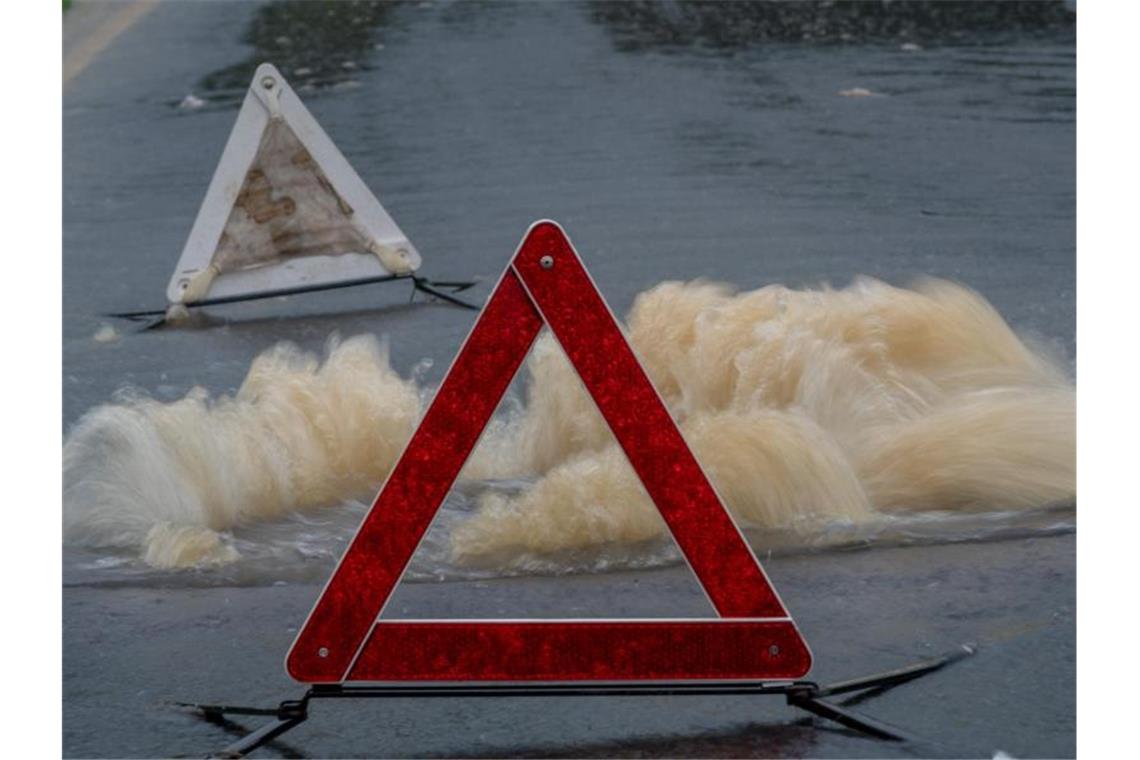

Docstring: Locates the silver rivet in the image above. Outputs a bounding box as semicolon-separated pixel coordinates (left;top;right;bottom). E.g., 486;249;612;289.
318;647;329;658
261;76;276;90
539;255;554;269
769;645;780;656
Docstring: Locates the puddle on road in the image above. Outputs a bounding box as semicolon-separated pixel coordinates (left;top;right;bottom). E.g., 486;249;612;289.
589;0;1075;51
189;0;403;108
179;1;1075;110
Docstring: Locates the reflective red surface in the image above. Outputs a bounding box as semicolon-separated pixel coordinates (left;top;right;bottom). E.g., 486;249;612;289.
286;221;811;683
349;621;810;681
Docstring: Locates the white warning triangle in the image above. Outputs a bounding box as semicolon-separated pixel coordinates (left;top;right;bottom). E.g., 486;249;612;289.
167;63;421;305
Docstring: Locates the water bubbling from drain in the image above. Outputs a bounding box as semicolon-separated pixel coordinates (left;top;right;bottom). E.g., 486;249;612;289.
63;277;1075;571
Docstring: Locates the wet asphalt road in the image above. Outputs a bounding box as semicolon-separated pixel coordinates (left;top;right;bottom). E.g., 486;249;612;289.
66;535;1074;759
63;2;1075;757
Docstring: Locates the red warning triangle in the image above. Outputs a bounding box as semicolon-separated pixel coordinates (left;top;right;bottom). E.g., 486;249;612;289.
286;221;812;683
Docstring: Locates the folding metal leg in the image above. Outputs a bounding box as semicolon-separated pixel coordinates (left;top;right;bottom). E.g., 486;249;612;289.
815;644;976;699
108;273;480;329
784;686;909;741
211;714;307;759
783;644;977;742
183;644;975;757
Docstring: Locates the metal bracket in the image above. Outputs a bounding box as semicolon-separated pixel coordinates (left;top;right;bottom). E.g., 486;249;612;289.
181;644;975;758
252;70;284;120
107;274;479;330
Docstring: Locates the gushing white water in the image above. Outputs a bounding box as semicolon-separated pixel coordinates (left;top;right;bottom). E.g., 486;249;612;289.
63;277;1075;574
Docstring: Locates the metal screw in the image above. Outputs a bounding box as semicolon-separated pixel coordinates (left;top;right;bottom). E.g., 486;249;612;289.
539;255;554;269
318;647;329;658
261;76;276;90
769;645;780;656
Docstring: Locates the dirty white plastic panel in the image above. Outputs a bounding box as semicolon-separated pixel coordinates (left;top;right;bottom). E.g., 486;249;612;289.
166;63;421;304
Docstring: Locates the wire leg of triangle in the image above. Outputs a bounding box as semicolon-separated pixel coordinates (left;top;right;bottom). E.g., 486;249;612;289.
105;273;480;331
183;644;975;757
411;275;480;309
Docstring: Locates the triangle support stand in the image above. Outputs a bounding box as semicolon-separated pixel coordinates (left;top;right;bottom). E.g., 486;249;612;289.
107;273;479;330
182;645;976;757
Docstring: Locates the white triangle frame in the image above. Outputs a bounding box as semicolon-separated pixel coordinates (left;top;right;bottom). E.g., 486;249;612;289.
166;63;422;305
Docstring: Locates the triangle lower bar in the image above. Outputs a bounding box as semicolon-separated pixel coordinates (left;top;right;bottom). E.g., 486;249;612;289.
348;620;810;681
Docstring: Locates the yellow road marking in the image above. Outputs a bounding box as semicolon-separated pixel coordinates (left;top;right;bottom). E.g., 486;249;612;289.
63;0;161;87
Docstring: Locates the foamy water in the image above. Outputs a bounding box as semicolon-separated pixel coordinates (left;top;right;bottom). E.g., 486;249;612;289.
63;277;1075;583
